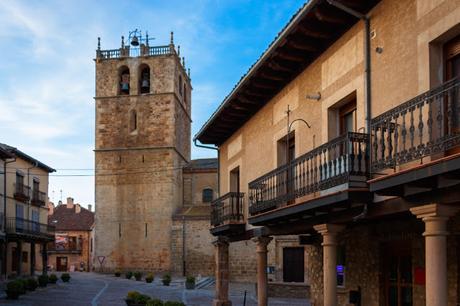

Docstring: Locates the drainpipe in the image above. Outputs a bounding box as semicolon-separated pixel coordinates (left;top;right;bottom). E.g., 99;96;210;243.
3;157;16;278
193;139;220;195
326;0;372;135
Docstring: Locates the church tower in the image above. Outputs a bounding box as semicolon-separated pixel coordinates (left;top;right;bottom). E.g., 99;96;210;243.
94;31;191;272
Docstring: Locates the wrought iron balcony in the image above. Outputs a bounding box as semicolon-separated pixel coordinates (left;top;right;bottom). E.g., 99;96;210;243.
97;45;174;59
31;190;47;207
210;192;245;235
6;217;55;240
48;243;82;254
13;183;30;203
371;78;460;172
249;132;369;216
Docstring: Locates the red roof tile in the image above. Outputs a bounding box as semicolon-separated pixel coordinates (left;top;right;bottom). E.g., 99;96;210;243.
48;204;94;231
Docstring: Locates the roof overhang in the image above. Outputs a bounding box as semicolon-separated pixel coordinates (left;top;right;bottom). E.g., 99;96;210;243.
195;0;380;145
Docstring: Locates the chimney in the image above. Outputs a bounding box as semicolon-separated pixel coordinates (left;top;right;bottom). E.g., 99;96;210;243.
48;201;55;216
88;204;92;212
75;204;81;214
66;197;74;209
58;200;62;206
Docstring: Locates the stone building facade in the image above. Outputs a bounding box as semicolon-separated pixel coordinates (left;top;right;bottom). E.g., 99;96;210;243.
93;33;217;276
196;0;460;305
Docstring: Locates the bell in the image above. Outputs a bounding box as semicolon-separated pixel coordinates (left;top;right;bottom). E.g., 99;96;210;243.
121;82;129;91
130;35;139;46
141;79;149;89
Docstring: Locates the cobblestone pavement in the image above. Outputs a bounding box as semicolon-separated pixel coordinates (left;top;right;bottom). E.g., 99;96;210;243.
0;272;310;306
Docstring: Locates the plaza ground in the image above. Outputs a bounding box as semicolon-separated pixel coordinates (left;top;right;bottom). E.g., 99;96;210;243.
0;272;310;306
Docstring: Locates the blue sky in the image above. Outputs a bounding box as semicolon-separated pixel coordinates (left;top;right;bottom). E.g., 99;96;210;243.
0;0;305;206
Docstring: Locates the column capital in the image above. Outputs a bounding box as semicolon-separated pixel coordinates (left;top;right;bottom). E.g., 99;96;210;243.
410;203;460;220
213;236;230;247
252;236;273;253
313;223;345;235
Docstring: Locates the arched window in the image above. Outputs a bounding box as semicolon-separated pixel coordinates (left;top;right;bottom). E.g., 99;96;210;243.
139;65;150;94
179;75;183;96
129;109;137;132
202;188;213;203
119;66;130;95
183;84;187;105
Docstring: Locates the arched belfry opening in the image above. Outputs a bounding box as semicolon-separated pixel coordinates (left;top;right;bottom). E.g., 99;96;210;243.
139;64;150;94
119;66;130;95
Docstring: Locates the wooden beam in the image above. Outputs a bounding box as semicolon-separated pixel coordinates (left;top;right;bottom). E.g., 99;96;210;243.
237;95;259;105
267;60;292;72
297;25;331;39
259;70;288;81
314;7;348;25
288;40;317;52
276;52;305;62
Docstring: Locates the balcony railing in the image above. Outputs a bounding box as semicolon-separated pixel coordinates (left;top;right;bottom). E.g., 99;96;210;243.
48;243;82;254
31;190;47;206
6;217;55;239
371;78;460;172
211;192;245;227
97;45;174;59
14;183;30;202
249;132;369;215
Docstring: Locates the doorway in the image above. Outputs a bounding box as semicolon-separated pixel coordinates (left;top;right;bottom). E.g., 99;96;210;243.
56;257;68;272
283;247;304;282
382;242;413;306
444;34;460;154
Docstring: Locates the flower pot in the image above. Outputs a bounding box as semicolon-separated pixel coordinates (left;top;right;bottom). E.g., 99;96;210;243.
162;280;171;286
185;282;195;290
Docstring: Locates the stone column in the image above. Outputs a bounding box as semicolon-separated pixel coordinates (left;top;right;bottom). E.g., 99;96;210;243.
42;242;48;275
213;237;231;306
252;236;273;306
30;242;35;276
17;241;23;276
314;224;345;306
410;204;459;306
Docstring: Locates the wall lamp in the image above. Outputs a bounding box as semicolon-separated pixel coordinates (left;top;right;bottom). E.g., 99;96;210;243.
306;92;321;101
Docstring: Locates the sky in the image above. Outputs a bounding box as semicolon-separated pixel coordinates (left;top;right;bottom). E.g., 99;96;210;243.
0;0;306;207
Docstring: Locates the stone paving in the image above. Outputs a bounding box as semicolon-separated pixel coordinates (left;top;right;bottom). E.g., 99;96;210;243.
0;272;310;306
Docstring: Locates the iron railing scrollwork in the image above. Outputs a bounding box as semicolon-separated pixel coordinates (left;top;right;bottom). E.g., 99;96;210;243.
14;183;30;202
6;217;55;238
371;78;460;172
248;132;369;216
211;192;245;227
31;190;47;206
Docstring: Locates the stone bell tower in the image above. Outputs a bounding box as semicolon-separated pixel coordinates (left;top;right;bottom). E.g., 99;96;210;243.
94;31;191;272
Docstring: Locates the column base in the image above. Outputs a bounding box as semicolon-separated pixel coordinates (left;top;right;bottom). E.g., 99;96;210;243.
213;299;232;306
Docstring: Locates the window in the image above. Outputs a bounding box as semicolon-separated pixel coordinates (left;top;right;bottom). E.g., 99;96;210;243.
202;188;213;203
16;172;24;189
119;66;130;95
183;84;187;105
179;75;183;96
339;99;357;135
129;109;137;133
32;210;39;232
139;65;150;94
230;167;240;193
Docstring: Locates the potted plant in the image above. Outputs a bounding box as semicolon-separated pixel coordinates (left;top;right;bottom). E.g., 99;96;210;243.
61;273;71;283
145;273;154;283
147;299;163;306
185;276;195;290
115;270;121;277
6;280;24;299
126;271;133;280
162;273;171;286
17;279;27;294
134;271;143;281
38;274;48;287
125;291;151;306
48;274;58;284
26;278;38;291
164;302;185;306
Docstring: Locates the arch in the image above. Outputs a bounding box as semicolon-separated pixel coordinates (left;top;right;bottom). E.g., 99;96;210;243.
118;66;130;95
138;64;150;94
202;188;213;203
129;109;137;132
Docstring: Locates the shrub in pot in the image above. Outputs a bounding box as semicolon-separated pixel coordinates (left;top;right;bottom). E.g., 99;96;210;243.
17;279;27;294
146;299;163;306
38;274;48;287
185;276;195;290
162;273;171;286
115;270;121;277
48;274;58;284
145;273;154;283
125;271;133;280
26;278;38;291
6;280;24;299
61;273;71;283
134;271;142;281
125;291;151;306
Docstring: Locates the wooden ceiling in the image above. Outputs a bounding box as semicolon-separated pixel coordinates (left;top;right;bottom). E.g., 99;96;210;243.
195;0;381;145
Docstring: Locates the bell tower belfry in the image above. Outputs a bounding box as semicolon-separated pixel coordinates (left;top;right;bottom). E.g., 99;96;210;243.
94;31;191;271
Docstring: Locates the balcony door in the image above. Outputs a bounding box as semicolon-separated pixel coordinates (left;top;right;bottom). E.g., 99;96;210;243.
15;204;24;232
283;247;304;282
339;100;357;136
277;133;295;204
445;34;460;154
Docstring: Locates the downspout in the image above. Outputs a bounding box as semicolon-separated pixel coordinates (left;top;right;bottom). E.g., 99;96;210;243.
327;1;372;220
3;157;16;277
193;139;220;195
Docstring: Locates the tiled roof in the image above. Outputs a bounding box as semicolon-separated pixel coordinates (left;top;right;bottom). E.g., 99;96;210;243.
0;143;55;172
185;158;218;170
48;204;94;231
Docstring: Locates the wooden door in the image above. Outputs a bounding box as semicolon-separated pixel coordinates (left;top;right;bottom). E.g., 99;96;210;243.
382;243;413;306
56;257;68;272
283;247;304;282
